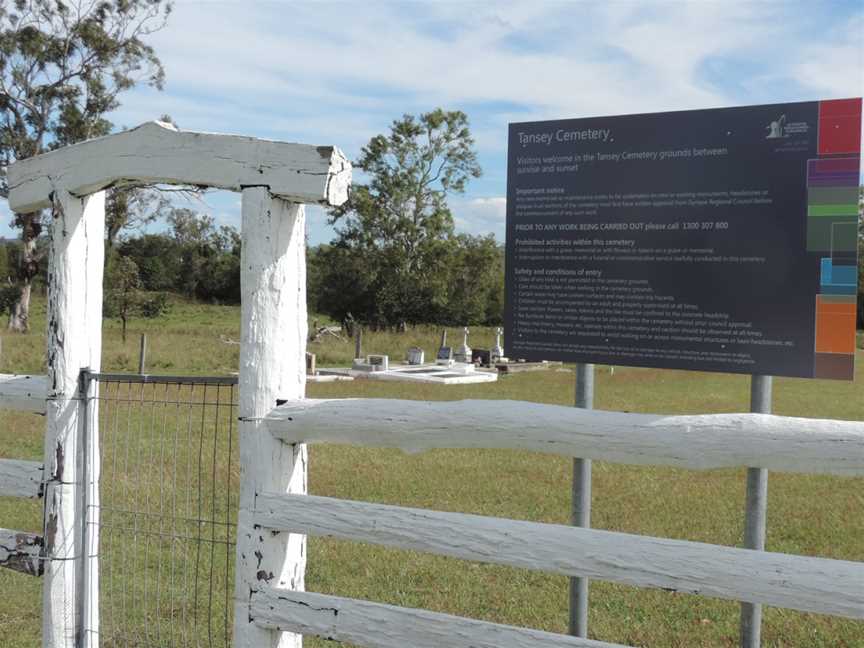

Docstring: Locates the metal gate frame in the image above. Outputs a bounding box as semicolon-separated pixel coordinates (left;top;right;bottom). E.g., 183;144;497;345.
81;371;239;648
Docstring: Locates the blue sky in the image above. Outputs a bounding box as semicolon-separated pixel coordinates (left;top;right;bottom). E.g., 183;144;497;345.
2;0;862;244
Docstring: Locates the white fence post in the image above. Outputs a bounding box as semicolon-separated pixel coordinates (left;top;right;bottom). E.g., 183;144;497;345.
234;187;308;648
42;189;105;648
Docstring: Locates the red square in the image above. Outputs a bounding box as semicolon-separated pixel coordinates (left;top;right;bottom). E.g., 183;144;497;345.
818;98;862;155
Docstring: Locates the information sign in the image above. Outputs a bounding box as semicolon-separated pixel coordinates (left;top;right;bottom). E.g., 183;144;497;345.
505;99;861;379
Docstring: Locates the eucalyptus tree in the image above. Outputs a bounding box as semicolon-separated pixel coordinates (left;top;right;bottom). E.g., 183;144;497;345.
0;0;172;330
323;108;483;327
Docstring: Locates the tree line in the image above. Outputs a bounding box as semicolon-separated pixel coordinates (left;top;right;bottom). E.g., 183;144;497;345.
0;207;505;330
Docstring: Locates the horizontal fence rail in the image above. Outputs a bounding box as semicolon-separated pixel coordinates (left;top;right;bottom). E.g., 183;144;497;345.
264;398;864;476
0;373;48;413
0;458;43;498
251;587;629;648
0;528;43;576
254;493;864;619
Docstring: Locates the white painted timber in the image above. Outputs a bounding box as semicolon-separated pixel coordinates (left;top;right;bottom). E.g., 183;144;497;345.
80;373;100;648
0;458;43;498
0;528;43;577
234;188;307;648
255;493;864;619
7;121;351;213
0;373;48;413
251;587;630;648
264;399;864;476
42;190;105;648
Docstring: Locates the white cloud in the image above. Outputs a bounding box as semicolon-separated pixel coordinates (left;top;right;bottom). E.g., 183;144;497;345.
453;196;507;239
2;1;861;241
790;14;864;96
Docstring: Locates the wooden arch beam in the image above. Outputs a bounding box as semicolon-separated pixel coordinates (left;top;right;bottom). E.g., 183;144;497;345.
6;121;351;212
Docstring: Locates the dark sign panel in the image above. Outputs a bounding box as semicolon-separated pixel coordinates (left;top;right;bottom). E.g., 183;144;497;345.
505;99;861;379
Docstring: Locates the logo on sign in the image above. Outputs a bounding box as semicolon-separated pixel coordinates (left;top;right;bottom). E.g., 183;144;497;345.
766;114;809;139
766;115;787;139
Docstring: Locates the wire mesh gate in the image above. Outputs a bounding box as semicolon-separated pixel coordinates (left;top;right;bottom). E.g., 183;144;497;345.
87;373;239;647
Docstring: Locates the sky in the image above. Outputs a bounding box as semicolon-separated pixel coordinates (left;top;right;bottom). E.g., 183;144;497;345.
2;0;863;244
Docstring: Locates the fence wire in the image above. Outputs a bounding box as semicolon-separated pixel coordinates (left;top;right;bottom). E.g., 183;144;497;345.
91;375;239;648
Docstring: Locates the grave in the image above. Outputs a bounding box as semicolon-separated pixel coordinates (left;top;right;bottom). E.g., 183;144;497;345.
334;346;497;385
491;327;505;363
351;354;389;372
355;362;497;385
454;327;472;363
471;348;491;367
436;346;453;366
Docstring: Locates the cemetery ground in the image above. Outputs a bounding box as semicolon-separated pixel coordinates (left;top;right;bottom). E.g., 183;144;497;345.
0;296;862;647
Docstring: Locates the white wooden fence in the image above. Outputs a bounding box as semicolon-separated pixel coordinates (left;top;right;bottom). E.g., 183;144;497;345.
2;121;350;648
1;121;862;648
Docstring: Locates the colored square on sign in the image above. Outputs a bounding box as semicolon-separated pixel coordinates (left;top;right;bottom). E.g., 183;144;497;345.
807;203;858;217
818;99;862;155
814;299;856;354
807;186;858;204
830;219;858;251
807;218;857;253
817;294;857;305
819;98;862;118
830;264;857;286
808;157;860;174
806;219;836;252
814;353;855;380
820;258;832;285
806;173;859;187
821;285;857;295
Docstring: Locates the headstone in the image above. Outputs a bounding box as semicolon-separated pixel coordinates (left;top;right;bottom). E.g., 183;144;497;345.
454;326;471;363
367;354;389;371
436;346;453;366
407;347;425;365
471;348;491;367
306;352;316;375
491;327;504;363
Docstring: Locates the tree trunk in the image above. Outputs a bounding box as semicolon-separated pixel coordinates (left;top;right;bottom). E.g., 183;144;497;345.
8;212;42;333
8;280;32;332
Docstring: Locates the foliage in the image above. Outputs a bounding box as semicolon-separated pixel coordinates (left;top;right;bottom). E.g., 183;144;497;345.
0;281;18;313
117;232;181;291
319;108;501;327
0;0;172;330
117;208;242;303
106;185;171;251
439;233;504;325
103;253;168;340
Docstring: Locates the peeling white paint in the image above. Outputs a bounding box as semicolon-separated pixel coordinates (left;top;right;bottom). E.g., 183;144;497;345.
264;399;864;476
42;189;104;648
251;587;628;648
0;458;43;498
7;121;351;213
0;373;49;413
0;528;43;577
234;188;307;648
255;493;864;620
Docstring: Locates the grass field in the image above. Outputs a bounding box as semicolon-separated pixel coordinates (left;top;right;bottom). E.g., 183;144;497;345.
1;296;862;647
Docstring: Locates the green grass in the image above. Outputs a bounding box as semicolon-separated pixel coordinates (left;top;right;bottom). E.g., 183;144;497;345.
1;296;862;647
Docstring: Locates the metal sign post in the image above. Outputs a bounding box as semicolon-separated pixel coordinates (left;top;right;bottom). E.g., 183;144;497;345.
741;374;772;647
569;363;594;637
